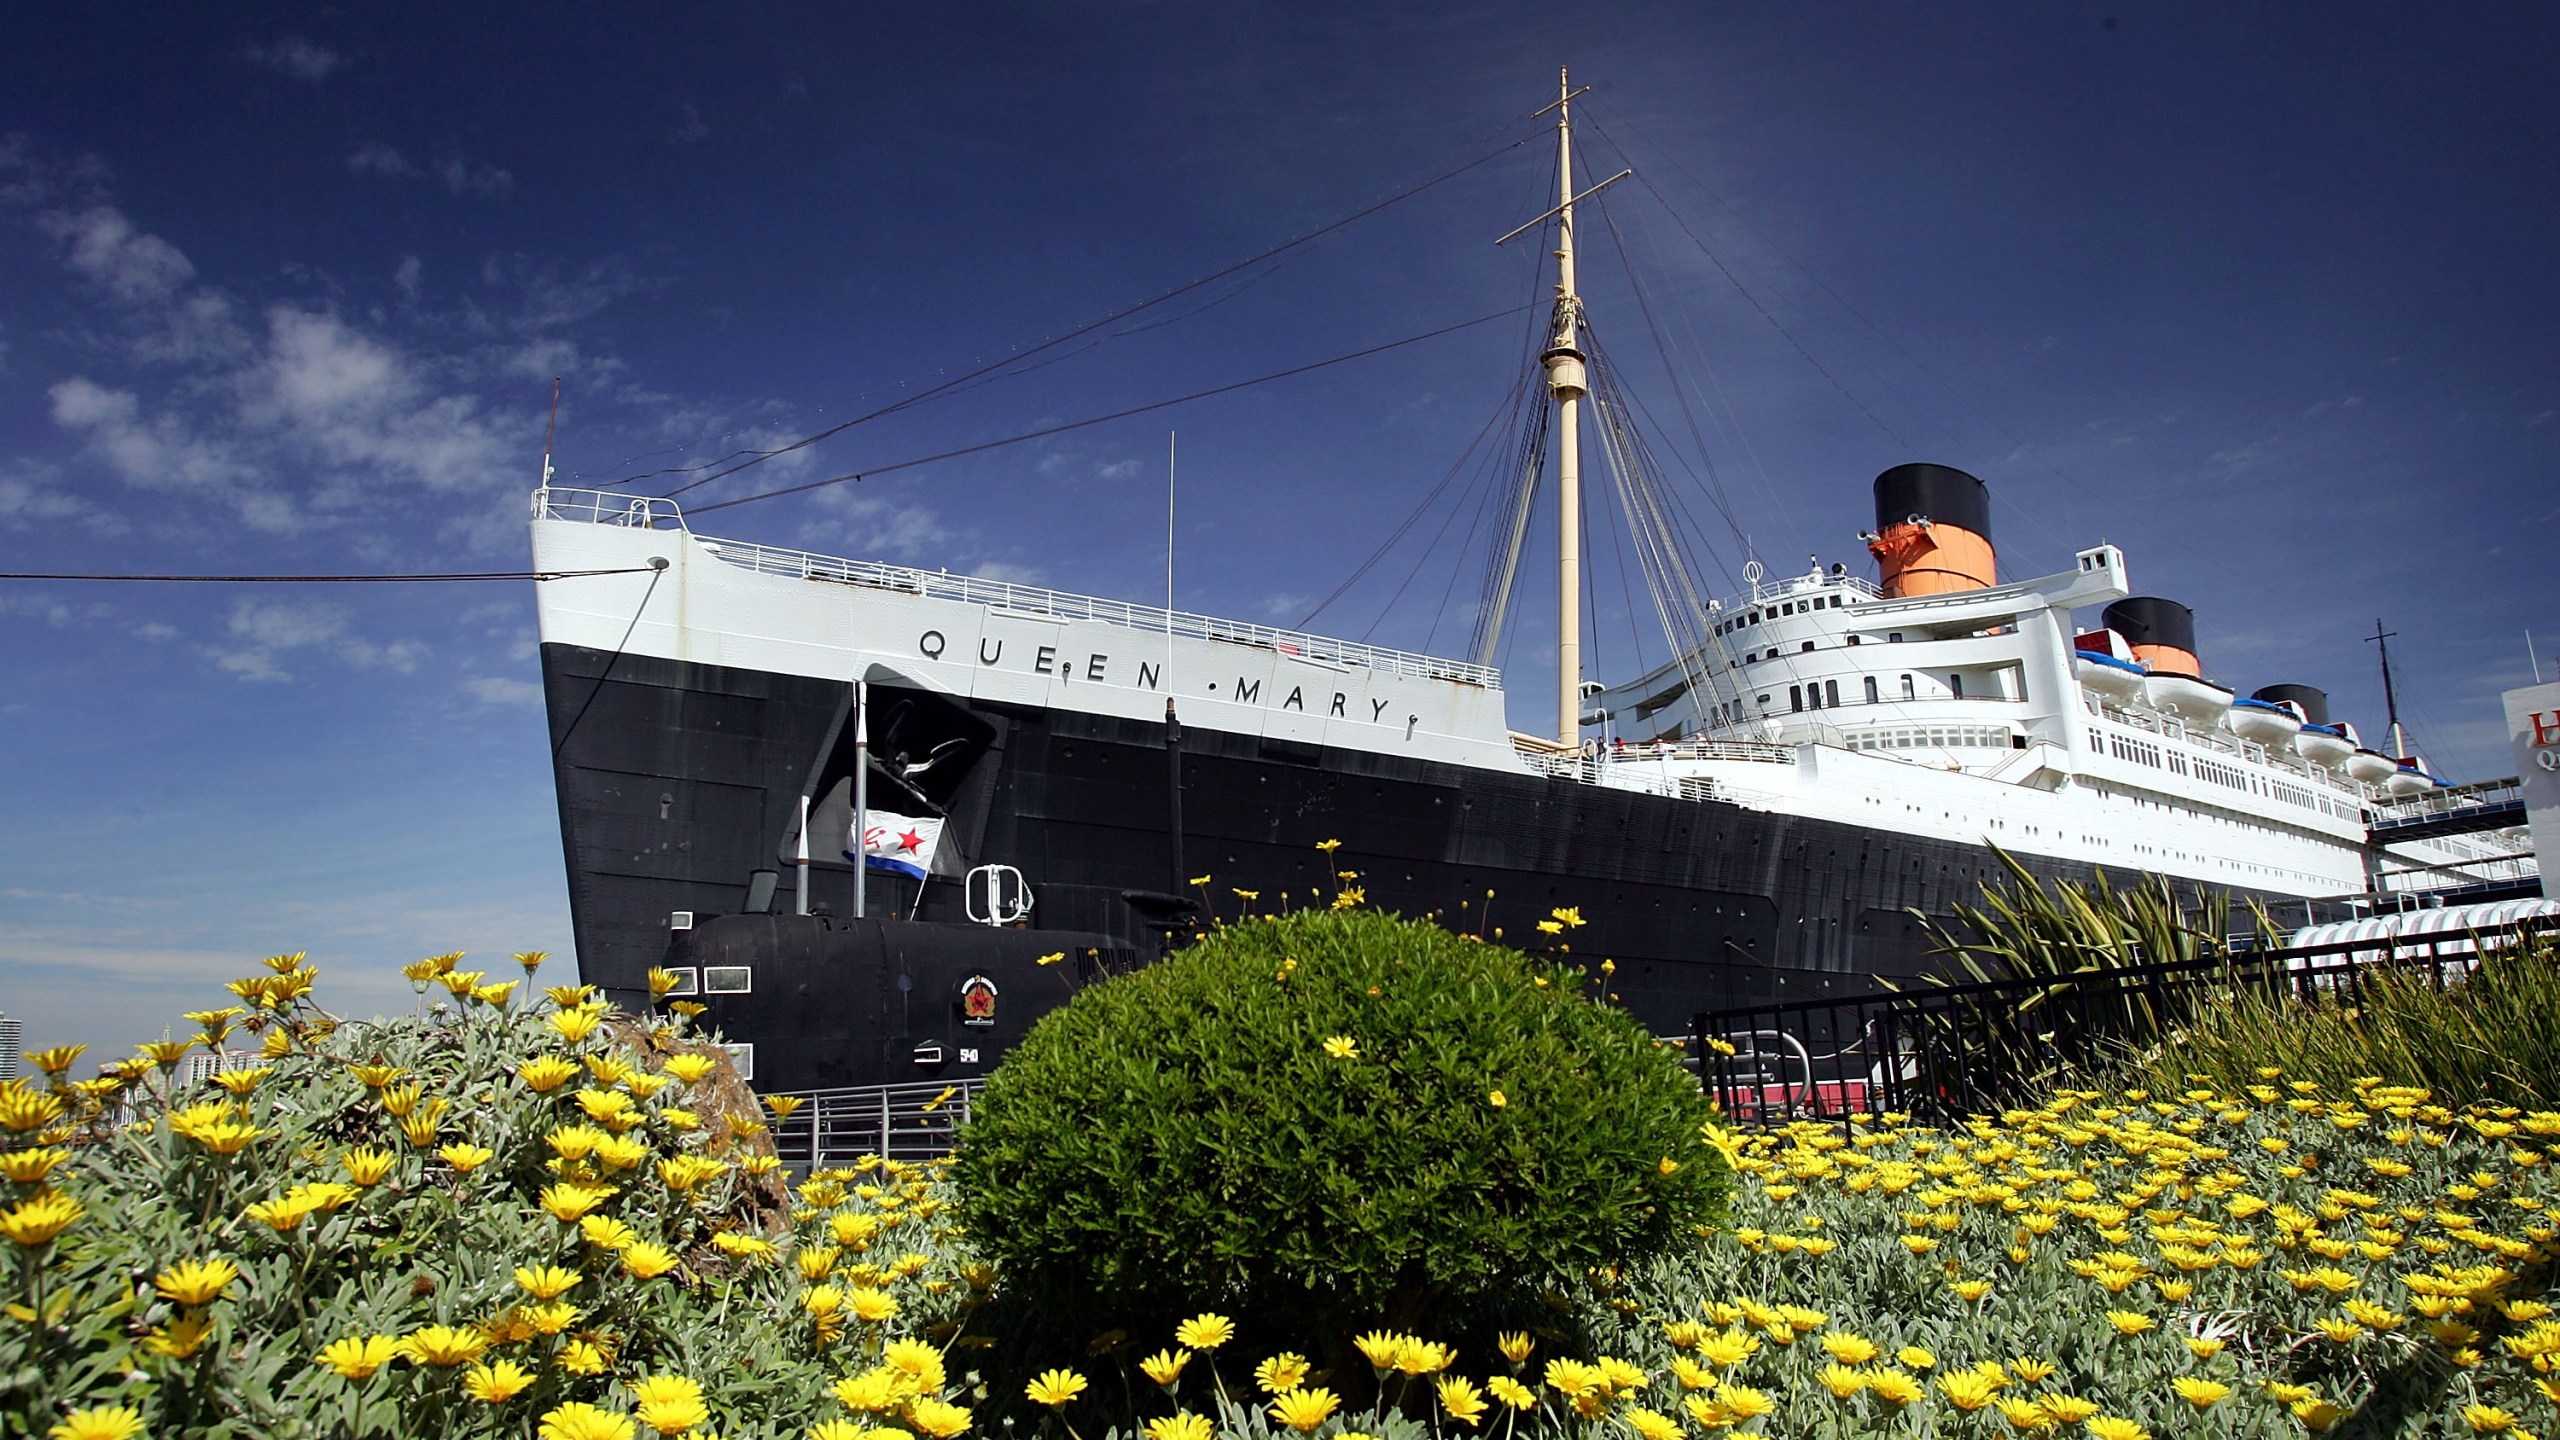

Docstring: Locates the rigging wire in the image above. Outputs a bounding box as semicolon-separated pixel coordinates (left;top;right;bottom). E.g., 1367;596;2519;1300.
657;132;1542;501
0;567;661;584
685;305;1536;517
1359;370;1537;645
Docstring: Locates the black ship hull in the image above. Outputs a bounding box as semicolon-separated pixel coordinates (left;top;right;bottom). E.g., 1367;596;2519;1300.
544;640;2134;1091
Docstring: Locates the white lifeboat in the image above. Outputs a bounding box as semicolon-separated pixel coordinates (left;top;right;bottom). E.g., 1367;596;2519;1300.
2143;671;2233;725
2343;749;2399;786
2294;724;2353;767
2384;755;2438;797
2073;649;2149;703
2226;696;2303;747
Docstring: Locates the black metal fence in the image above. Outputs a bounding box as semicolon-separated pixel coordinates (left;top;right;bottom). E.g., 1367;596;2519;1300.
765;1077;988;1172
1693;917;2559;1128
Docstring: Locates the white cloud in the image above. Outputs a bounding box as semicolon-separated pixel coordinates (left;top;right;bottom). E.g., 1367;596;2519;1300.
673;104;710;145
464;675;542;705
435;158;513;198
244;36;347;83
348;147;511;198
347;144;418;179
48;376;245;493
41;205;194;303
394;254;423;298
208;598;427;683
797;492;947;560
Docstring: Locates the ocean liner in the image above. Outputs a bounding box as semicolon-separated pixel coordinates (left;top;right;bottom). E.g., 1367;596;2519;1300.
531;75;2515;1091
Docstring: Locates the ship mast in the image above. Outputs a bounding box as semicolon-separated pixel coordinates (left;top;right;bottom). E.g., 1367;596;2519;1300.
1544;68;1590;746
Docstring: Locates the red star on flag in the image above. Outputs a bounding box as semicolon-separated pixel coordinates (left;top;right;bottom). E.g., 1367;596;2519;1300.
897;829;924;854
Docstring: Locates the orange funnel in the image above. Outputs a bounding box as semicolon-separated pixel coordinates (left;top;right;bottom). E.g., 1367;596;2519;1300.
1867;464;1995;597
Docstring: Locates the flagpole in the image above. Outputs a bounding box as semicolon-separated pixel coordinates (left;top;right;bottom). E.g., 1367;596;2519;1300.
795;794;811;916
852;678;869;921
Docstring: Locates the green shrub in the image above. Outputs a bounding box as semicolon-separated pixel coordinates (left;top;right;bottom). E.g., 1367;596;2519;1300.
951;909;1727;1343
2123;927;2560;1105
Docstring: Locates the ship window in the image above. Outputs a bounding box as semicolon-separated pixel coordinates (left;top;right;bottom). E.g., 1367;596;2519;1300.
1826;680;1840;707
1949;674;1964;699
1756;693;1770;707
721;1043;755;1082
1801;641;1815;653
1847;634;1861;646
660;967;700;997
1901;674;1916;700
703;966;753;995
1790;686;1804;712
1864;676;1879;704
1889;633;1903;643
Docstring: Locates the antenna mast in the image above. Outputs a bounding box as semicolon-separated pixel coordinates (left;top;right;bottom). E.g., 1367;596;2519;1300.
1544;68;1590;746
540;377;561;487
2368;617;2405;758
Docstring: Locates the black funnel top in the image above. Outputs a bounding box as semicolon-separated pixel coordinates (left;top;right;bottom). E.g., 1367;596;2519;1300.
1873;463;1990;538
2251;684;2330;727
2103;597;2197;657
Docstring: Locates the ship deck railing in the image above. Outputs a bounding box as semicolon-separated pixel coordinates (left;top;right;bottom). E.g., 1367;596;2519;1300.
533;485;1499;689
1694;915;2560;1128
762;1078;989;1172
1512;736;1797;785
2085;694;2375;800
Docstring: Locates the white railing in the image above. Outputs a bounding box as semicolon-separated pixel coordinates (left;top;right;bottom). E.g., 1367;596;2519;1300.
532;486;1500;690
1515;736;1795;784
534;486;686;530
2087;695;2370;800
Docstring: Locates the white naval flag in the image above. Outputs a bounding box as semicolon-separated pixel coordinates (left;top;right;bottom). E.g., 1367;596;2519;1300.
848;811;944;881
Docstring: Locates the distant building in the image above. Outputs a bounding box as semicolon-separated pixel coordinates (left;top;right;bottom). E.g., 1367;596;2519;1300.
176;1050;263;1089
0;1013;19;1081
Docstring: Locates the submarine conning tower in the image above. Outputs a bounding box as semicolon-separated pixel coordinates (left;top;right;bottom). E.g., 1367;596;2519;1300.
1867;463;1995;597
2251;683;2330;727
2103;596;2201;679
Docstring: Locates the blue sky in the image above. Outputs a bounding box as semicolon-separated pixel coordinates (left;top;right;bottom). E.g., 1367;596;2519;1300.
4;4;2555;1061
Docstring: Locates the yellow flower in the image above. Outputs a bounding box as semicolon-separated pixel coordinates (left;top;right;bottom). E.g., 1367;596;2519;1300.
209;1066;272;1096
1712;1383;1775;1420
1175;1312;1234;1349
27;1044;87;1077
515;1264;582;1300
1867;1369;1925;1407
1939;1371;2000;1411
1438;1376;1490;1426
2086;1420;2148;1440
1622;1406;1680;1440
1950;1278;1993;1302
1499;1331;1535;1364
2;1193;83;1246
317;1334;398;1379
557;1339;609;1376
832;1369;904;1412
0;1086;66;1133
1269;1387;1342;1432
0;1147;69;1184
851;1286;899;1321
539;1402;637;1440
2172;1376;2229;1408
540;1183;610;1222
548;1009;603;1044
909;1398;973;1438
44;1407;145;1440
629;1374;709;1436
1027;1367;1089;1407
2040;1395;2099;1424
766;1094;806;1122
520;1056;582;1092
2462;1406;2518;1435
1995;1396;2055;1434
1143;1415;1214;1440
621;1242;679;1279
143;1312;215;1359
810;1424;867;1440
1816;1364;1866;1400
1698;1330;1758;1368
2182;1336;2225;1360
1489;1090;1507;1108
884;1338;946;1389
1897;1345;1937;1370
1820;1331;1879;1365
1256;1352;1312;1393
341;1147;397;1186
465;1358;537;1403
154;1257;242;1306
663;1054;715;1085
1322;1036;1359;1060
1140;1347;1192;1386
400;1324;490;1367
438;1143;495;1174
2104;1309;2156;1336
581;1215;637;1251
